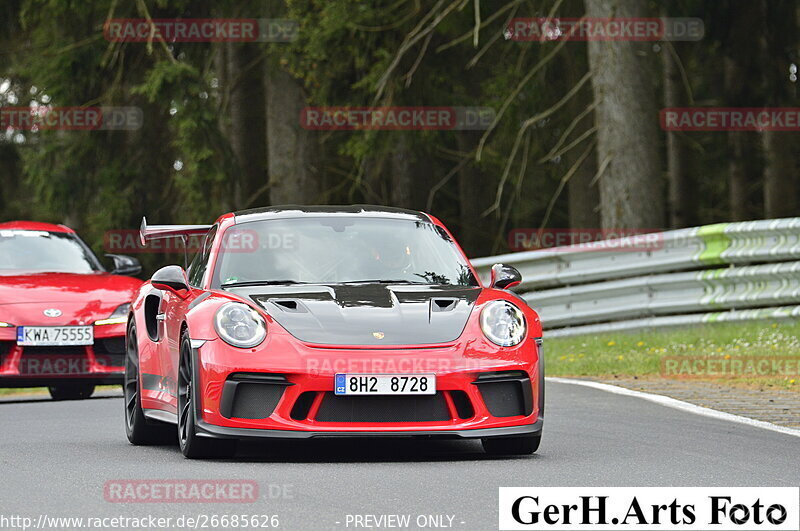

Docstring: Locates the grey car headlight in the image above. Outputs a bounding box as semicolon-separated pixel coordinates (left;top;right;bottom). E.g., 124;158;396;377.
480;300;526;347
214;302;267;348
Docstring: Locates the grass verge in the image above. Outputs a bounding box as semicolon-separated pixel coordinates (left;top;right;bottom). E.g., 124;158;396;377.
545;320;800;392
0;385;120;397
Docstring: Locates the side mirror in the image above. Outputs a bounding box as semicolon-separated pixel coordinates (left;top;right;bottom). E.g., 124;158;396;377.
151;265;190;294
490;263;522;290
106;254;142;276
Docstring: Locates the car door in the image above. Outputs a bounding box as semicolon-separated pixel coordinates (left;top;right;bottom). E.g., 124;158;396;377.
159;225;217;412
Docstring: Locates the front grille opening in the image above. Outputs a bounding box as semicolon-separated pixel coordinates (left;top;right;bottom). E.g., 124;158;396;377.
474;371;532;418
94;338;125;367
478;381;525;417
315;393;451;423
0;340;12;365
449;390;474;419
290;391;317;420
227;383;284;420
23;346;86;356
220;374;291;419
95;337;125;355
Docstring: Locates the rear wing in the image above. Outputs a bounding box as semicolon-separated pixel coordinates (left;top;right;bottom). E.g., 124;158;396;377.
139;217;211;246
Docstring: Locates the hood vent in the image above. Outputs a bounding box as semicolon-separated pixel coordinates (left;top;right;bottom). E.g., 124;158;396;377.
264;298;308;313
431;298;458;312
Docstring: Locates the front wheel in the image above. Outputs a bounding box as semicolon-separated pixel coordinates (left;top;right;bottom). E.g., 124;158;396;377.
48;383;95;400
482;434;541;456
124;321;173;445
177;331;237;459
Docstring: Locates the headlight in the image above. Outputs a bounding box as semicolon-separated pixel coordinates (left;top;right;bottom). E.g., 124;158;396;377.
214;302;267;348
0;321;14;328
94;303;131;326
480;300;526;347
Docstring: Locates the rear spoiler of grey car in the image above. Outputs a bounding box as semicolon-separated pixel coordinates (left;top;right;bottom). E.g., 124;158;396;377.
139;217;212;268
139;217;211;246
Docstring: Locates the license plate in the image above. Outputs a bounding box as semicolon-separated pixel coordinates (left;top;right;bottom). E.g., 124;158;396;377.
16;326;94;346
334;374;436;396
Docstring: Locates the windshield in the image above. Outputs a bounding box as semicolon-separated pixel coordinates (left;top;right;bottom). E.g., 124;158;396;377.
213;217;477;288
0;230;101;274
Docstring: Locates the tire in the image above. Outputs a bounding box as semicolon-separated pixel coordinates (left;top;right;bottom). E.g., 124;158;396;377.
481;434;541;456
124;321;174;445
48;383;95;400
177;330;237;459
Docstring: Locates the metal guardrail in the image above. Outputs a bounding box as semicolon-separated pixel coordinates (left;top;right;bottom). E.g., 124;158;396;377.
472;218;800;336
472;218;800;291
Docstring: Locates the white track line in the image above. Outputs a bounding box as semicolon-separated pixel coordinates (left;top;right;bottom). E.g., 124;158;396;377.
547;377;800;439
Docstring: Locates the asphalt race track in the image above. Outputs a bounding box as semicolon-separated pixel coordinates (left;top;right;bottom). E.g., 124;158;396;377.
1;381;798;530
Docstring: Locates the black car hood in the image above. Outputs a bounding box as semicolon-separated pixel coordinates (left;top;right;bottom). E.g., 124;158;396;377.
227;284;481;346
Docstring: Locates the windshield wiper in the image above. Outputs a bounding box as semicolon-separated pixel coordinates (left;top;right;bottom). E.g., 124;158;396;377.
338;279;424;285
223;279;428;288
222;280;307;288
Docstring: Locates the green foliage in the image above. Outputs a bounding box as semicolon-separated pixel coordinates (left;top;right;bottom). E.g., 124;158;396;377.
0;0;794;268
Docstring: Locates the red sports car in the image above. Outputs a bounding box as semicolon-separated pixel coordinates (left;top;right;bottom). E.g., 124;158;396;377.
126;206;543;458
0;221;142;399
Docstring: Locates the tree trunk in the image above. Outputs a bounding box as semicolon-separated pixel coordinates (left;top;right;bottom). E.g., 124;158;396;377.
763;130;797;218
564;50;600;230
361;153;388;204
762;0;798;218
585;0;664;229
264;0;320;205
662;42;694;228
456;131;493;257
725;130;749;221
723;0;765;221
0;144;21;217
389;132;415;208
265;67;321;205
227;42;266;210
566;138;599;230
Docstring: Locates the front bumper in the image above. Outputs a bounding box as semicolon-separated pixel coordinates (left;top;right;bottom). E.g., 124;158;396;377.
195;418;543;440
0;325;125;386
170;333;544;439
